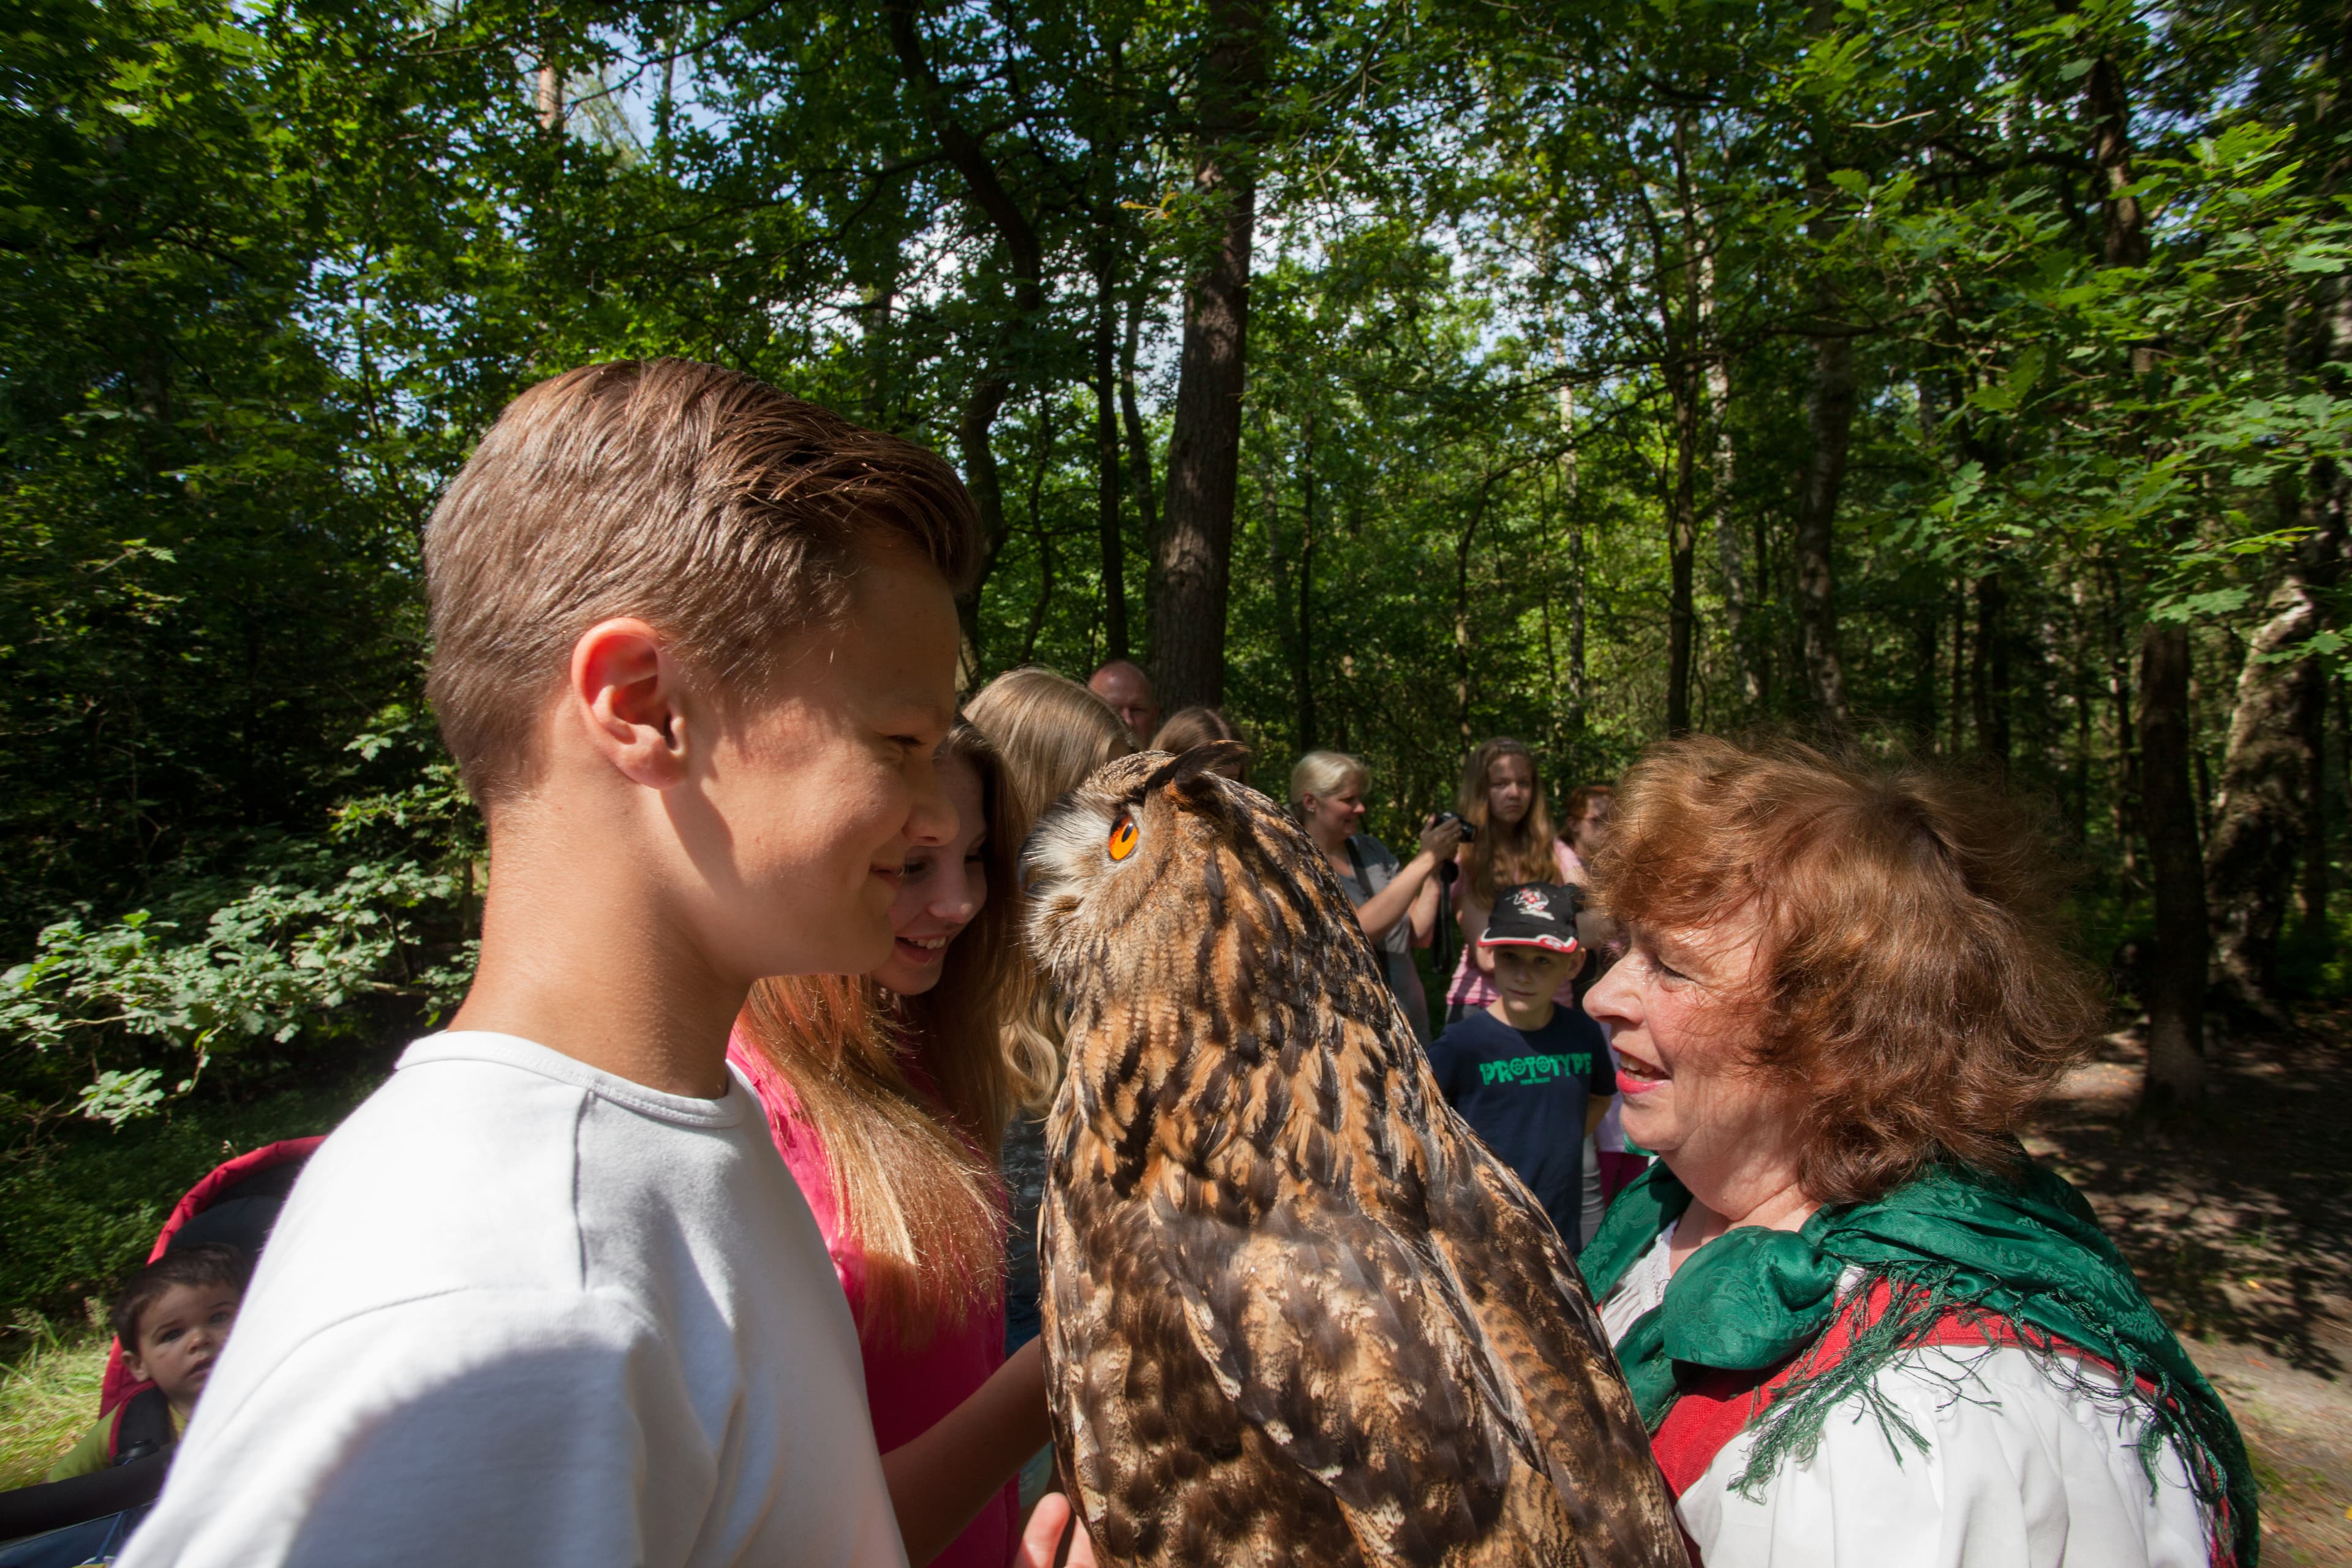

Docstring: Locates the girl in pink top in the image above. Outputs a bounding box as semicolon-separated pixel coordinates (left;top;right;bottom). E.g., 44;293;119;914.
1444;737;1582;1021
730;721;1045;1568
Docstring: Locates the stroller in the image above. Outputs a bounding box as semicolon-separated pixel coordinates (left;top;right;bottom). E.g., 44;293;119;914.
0;1137;320;1566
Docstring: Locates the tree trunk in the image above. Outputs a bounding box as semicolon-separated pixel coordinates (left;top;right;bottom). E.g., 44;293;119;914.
2141;620;2209;1104
1912;604;1939;749
1794;328;1855;729
1788;47;1857;731
1705;324;1754;709
1092;265;1126;660
1796;329;1853;728
1017;400;1058;665
1119;295;1158;592
2104;562;2142;895
1295;413;1316;752
1665;364;1700;736
1454;494;1485;747
2302;690;2329;932
1972;569;2011;776
1151;0;1262;712
1559;385;1586;729
2205;461;2346;1008
954;374;1014;670
1661;113;1702;736
1695;195;1755;712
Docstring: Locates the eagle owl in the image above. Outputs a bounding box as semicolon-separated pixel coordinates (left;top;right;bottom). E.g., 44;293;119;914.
1024;745;1687;1568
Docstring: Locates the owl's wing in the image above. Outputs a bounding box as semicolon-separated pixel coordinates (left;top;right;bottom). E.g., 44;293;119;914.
1144;1174;1587;1566
1422;1138;1692;1567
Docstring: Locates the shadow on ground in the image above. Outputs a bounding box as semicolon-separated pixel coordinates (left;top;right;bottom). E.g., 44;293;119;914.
2022;1005;2352;1564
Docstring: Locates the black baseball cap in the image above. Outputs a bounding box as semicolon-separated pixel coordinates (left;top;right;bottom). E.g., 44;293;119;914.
1480;883;1581;954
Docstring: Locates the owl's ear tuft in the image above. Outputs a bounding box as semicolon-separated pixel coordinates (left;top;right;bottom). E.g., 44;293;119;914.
1143;742;1250;799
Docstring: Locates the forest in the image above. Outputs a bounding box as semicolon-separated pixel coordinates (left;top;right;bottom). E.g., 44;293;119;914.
2;0;2348;1185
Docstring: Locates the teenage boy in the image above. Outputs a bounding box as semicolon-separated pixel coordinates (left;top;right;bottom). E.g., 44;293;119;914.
1423;883;1613;1251
120;360;978;1568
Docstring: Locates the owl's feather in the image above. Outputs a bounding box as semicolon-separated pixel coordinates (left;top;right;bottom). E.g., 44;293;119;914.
1027;746;1689;1568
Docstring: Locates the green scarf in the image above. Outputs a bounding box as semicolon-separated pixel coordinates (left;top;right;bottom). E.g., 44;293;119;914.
1581;1156;2257;1566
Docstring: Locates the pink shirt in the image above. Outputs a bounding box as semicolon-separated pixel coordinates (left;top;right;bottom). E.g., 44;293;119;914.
1445;840;1584;1009
728;1027;1020;1568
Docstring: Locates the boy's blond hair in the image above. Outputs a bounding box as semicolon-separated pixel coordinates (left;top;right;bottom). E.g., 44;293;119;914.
426;358;978;804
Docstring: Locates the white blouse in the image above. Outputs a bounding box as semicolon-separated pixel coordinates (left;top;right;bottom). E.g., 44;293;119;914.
1599;1229;2217;1567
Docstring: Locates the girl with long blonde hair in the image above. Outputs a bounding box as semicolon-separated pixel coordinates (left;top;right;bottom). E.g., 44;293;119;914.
959;668;1134;1371
1442;736;1578;1023
963;668;1137;1106
728;720;1042;1568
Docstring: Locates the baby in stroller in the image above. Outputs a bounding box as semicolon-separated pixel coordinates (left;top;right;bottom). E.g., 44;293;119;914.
44;1246;248;1483
0;1136;314;1564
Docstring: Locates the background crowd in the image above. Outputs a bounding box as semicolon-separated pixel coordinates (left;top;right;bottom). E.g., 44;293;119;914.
0;599;2258;1568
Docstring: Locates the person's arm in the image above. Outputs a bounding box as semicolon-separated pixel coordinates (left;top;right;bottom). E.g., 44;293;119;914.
1460;894;1496;974
1583;1097;1610;1138
881;1336;1055;1567
1355;820;1462;944
42;1415;111;1483
1406;870;1443;948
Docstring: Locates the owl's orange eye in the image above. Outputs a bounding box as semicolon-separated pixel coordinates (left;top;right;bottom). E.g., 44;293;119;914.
1107;815;1139;861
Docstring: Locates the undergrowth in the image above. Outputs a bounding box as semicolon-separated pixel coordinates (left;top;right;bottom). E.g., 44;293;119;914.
0;1066;382;1327
0;1307;108;1490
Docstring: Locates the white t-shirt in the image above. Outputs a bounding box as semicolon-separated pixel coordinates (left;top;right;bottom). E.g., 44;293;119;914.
119;1031;906;1568
1599;1227;2213;1567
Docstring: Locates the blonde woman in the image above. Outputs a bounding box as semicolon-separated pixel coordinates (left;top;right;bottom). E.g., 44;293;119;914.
728;722;1041;1568
1443;737;1577;1024
1290;750;1461;1042
960;668;1135;1360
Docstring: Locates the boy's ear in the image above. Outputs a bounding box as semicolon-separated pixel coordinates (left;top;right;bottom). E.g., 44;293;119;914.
569;618;693;790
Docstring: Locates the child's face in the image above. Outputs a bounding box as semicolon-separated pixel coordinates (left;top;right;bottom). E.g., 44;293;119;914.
873;752;987;997
693;545;962;983
124;1282;240;1413
1485;753;1535;829
1489;943;1581;1006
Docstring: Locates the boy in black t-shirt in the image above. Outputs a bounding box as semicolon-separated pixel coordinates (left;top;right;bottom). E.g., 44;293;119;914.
1424;883;1612;1251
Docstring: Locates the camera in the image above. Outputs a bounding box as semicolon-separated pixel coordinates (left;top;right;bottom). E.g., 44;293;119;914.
1430;809;1477;843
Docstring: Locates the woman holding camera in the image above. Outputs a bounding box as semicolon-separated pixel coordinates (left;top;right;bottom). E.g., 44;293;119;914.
1291;750;1461;1042
1444;737;1580;1025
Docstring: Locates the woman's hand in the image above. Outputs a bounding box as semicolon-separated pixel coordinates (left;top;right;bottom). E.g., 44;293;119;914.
1017;1494;1099;1568
1417;813;1465;863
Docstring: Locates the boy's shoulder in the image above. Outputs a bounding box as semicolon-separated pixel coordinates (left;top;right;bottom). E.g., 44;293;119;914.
248;1033;785;1328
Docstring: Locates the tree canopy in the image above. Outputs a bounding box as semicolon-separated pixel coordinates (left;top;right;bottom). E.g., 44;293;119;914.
3;0;2347;1132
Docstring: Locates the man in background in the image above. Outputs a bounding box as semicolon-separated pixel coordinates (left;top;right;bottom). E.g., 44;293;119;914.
1087;660;1161;747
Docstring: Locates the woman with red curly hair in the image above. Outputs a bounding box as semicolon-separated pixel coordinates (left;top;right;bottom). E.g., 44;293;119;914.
1579;737;2252;1568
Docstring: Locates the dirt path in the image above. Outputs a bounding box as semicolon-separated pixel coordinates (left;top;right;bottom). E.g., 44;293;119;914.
2022;1006;2352;1564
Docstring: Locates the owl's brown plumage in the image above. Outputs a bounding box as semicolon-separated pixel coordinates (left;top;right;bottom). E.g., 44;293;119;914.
1024;745;1689;1568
